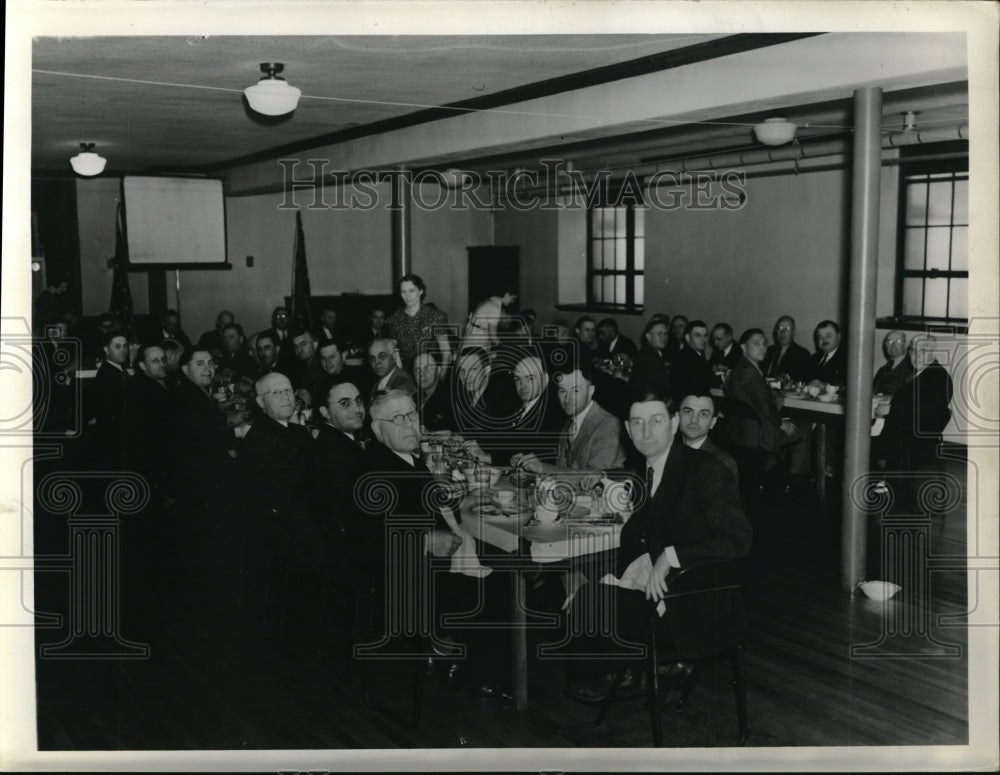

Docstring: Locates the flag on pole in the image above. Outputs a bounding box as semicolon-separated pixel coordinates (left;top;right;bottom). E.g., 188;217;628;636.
108;203;135;337
290;209;313;329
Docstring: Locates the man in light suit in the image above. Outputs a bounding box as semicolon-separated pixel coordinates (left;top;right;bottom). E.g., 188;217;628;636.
511;361;625;483
366;338;417;401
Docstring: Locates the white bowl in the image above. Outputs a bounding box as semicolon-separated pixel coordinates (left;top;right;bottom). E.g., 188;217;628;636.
534;505;560;524
858;580;901;601
494;489;516;506
804;386;821;398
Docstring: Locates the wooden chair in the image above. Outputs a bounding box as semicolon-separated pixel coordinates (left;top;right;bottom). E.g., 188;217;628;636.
596;560;749;747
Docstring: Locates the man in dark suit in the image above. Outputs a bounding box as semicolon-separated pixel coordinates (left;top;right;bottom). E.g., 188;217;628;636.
808;319;847;386
670;319;714;405
665;315;688;364
484;353;563;466
92;330;130;466
254;332;288;381
157;308;193;353
761;315;813;381
709;323;743;372
317;306;339;343
215;323;257;382
451;346;495;436
260;306;299;375
678;393;738;483
724;329;811;477
594;318;638;360
126;344;172;492
366;338;417;400
196;310;235;360
290;328;325;402
414;351;456;432
629;318;671;396
564;388;752;701
874;336;954;471
361;389;511;699
313;378;367;534
873;330;914;397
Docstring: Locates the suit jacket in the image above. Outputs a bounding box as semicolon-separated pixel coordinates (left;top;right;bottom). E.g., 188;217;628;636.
670;347;714;404
594;334;638;360
126;373;171;480
261;327;297;374
617;444;751;575
216;347;257;382
873;356;915;397
196;329;225;359
880;362;953;468
709;343;743;371
629;345;670;396
369;366;418;401
93;361;129;463
419;380;457;432
357;440;453;585
724;355;783;454
555;401;625;472
695;437;739;483
167;377;236;506
762;341;813;381
810;346;847;385
239;413;325;567
483;391;565;466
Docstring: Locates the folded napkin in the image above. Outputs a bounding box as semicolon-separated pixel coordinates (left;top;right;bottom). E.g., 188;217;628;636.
440;507;493;578
599;554;666;617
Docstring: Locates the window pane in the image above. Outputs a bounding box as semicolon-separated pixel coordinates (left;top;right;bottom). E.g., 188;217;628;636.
904;228;926;270
951;226;968;270
603;276;614;304
615;207;624;236
590;240;601;270
949;277;968;319
953;179;968;225
615;238;627;270
592;275;602;302
634;207;644;238
905;182;927;225
926;180;953;226
925;227;951;271
601;207;615;238
634;239;644;271
634;275;644;307
923;278;948;318
615;275;626;303
902;278;924;317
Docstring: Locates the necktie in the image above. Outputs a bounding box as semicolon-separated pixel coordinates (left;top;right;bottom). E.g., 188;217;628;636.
820;353;829;366
646;465;655;498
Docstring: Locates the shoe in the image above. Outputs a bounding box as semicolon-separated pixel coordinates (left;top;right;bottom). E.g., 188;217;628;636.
563;669;632;704
657;661;694;688
469;681;515;705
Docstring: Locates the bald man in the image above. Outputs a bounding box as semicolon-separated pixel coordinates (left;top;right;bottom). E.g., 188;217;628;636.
484;353;564;466
367;338;417;401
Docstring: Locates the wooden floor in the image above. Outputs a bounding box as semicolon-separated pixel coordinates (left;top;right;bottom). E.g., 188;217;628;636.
34;458;969;750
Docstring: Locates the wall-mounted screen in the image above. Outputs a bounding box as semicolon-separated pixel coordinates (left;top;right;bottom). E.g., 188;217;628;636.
122;176;228;268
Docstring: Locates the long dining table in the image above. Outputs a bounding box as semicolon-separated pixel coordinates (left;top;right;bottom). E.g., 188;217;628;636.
459;488;622;711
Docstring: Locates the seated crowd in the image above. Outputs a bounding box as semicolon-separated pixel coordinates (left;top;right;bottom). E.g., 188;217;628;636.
38;272;953;708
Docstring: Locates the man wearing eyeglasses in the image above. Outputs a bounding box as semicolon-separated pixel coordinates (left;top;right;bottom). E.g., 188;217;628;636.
564;388;751;702
362;389;513;701
367;338;417;402
314;378;368;524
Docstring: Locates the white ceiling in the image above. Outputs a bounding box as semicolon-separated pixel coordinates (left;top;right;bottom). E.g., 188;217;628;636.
31;34;969;179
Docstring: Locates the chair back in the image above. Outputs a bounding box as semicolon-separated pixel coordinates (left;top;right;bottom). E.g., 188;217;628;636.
662;560;748;660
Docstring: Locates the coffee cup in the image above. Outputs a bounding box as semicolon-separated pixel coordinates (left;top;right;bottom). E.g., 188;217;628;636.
494;490;516;507
534;505;560;524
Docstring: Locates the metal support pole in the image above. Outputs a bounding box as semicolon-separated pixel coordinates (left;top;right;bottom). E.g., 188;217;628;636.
391;168;411;280
841;87;882;592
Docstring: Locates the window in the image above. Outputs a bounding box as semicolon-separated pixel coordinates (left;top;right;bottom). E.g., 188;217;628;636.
895;153;968;325
587;205;644;312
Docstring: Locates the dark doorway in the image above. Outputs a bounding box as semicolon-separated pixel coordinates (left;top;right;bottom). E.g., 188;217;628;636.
467;245;520;315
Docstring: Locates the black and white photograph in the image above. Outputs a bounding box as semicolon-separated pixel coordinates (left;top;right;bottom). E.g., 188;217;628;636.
2;1;998;771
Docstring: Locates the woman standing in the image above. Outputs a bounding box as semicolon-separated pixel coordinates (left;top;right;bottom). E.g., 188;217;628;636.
385;274;450;372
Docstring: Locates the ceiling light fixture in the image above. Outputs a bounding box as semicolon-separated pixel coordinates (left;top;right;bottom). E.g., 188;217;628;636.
753;117;798;146
69;143;107;176
244;62;301;116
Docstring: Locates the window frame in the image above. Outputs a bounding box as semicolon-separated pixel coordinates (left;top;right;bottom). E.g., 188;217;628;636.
893;152;969;326
586;204;644;313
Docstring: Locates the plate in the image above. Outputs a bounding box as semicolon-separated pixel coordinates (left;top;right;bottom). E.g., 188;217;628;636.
817;393;838;403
